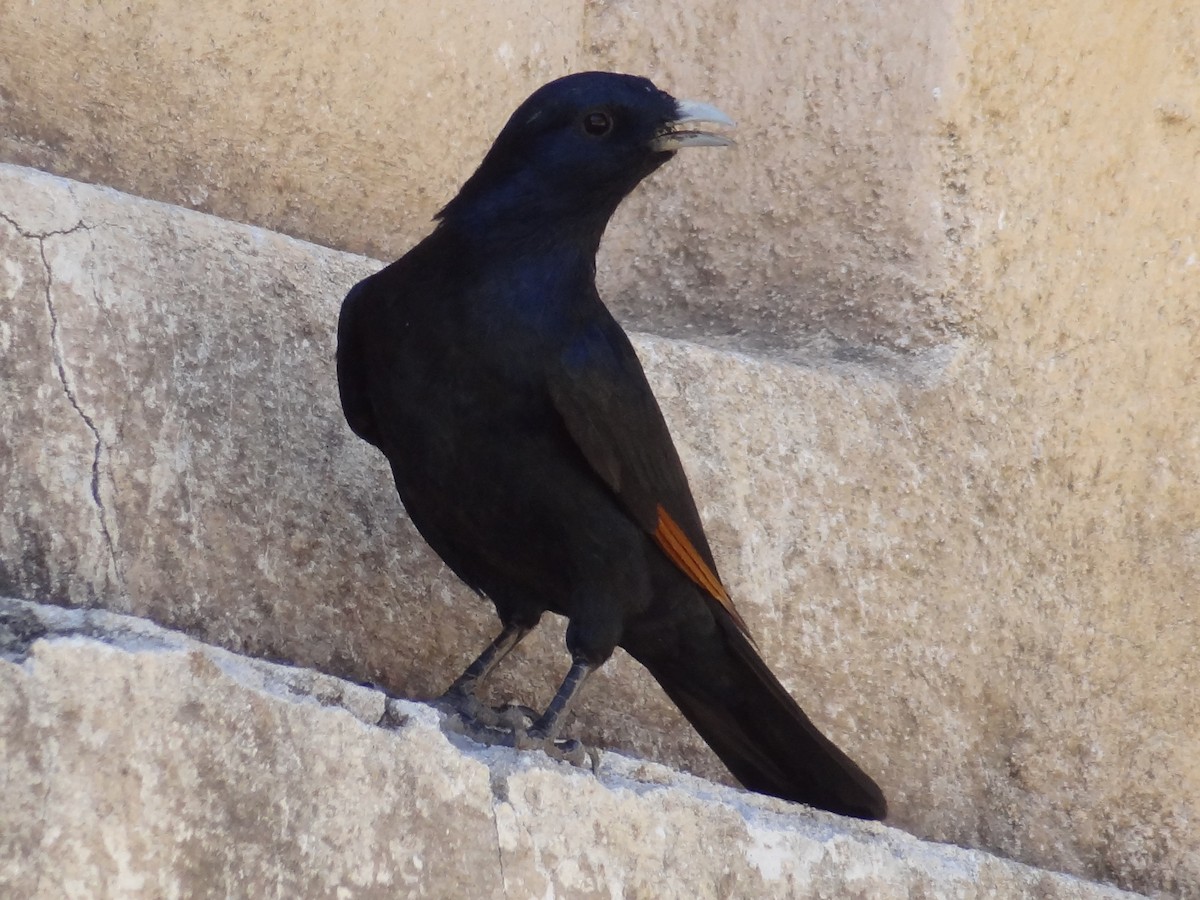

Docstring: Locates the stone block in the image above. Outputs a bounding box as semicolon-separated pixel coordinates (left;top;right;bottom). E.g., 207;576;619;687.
0;597;1139;899
2;164;1197;895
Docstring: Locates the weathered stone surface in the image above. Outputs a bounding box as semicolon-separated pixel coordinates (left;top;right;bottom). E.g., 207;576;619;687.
0;0;961;357
586;0;963;356
4;6;1200;890
0;598;499;898
0;597;1140;899
2;162;1198;896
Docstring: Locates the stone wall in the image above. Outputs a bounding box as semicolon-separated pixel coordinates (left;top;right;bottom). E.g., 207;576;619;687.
2;1;1198;896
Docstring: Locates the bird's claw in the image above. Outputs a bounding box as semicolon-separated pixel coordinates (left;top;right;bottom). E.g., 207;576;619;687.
441;711;596;770
493;702;540;731
536;735;600;770
435;690;540;731
433;686;485;723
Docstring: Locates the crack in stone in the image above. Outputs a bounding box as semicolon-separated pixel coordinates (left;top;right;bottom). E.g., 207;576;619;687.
39;235;123;594
489;785;511;899
1;210;125;596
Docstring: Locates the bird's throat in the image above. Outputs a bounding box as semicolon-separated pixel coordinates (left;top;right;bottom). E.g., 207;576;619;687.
441;171;626;258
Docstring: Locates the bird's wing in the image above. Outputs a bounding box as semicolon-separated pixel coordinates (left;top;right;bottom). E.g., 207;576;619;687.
548;322;753;638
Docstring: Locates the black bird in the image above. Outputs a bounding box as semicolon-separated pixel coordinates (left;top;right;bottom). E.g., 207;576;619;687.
337;71;886;819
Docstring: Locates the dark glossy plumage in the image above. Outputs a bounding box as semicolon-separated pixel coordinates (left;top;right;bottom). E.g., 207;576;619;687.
337;71;886;819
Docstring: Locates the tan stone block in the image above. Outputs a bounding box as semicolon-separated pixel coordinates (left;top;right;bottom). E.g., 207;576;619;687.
0;602;503;898
0;165;475;696
3;161;1199;895
0;598;1139;899
0;195;117;603
0;0;583;261
0;0;964;356
583;0;963;354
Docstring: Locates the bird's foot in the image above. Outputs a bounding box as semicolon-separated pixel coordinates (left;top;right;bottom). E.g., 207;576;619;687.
440;712;599;771
435;688;539;731
527;734;599;771
489;701;542;731
433;685;476;718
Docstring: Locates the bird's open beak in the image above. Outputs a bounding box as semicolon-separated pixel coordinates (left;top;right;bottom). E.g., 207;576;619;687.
650;100;736;151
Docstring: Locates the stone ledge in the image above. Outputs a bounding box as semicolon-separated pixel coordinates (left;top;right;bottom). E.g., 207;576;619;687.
3;162;1198;896
0;597;1139;899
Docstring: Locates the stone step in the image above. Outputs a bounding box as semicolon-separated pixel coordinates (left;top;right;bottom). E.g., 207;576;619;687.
0;597;1140;899
1;163;1192;897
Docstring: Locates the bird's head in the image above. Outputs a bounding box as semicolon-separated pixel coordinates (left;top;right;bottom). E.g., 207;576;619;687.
436;71;734;245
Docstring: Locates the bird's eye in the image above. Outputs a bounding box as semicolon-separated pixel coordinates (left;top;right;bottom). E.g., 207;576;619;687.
582;111;613;136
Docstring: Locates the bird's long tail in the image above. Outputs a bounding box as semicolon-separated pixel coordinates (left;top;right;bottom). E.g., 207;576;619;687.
630;619;887;820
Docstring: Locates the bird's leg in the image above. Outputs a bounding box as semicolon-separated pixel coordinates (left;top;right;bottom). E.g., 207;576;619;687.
436;622;532;725
446;654;599;770
527;655;594;741
510;655;597;768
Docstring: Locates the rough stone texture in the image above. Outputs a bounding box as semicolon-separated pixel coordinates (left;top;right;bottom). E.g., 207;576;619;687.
2;3;1199;895
0;597;1141;899
0;0;959;358
2;164;1198;897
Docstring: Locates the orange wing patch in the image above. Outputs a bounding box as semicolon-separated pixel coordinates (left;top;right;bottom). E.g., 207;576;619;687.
652;504;754;639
